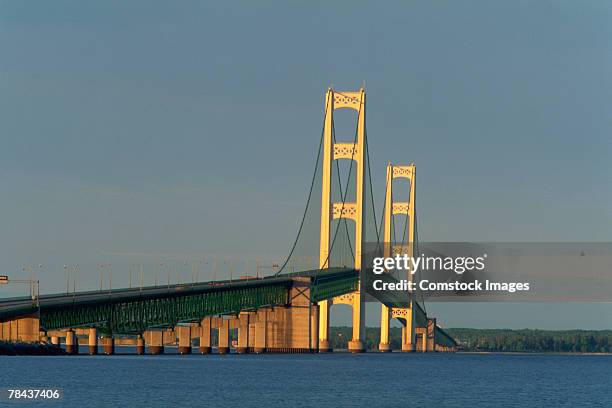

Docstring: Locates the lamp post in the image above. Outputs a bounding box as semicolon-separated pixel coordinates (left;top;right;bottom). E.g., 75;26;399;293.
0;275;41;316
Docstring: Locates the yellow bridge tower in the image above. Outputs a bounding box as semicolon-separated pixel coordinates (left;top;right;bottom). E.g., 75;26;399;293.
318;87;367;353
379;163;417;352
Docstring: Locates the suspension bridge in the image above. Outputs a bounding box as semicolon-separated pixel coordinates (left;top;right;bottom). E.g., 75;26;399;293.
0;87;457;354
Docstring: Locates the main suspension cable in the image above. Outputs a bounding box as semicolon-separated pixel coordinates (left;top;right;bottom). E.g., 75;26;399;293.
365;126;382;248
376;164;390;253
277;92;364;275
275;105;327;275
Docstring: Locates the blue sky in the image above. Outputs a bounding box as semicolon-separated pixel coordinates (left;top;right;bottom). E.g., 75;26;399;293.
1;1;611;328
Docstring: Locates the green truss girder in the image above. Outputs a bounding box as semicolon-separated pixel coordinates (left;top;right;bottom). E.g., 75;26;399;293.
38;272;360;334
310;276;359;303
40;284;288;334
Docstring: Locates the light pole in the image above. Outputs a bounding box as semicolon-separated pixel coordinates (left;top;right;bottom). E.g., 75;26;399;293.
63;264;79;295
21;264;43;303
0;275;41;316
97;263;112;293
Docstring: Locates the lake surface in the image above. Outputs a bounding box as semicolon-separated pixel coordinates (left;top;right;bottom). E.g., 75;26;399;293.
1;349;611;407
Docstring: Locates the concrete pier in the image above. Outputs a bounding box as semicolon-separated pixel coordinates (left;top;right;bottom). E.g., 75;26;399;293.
248;320;256;352
318;300;331;352
347;295;365;353
0;316;40;343
136;335;145;355
145;331;164;355
65;329;77;355
310;304;319;351
401;325;415;352
379;304;391;352
218;319;230;354
199;317;211;354
236;313;250;354
426;318;436;352
264;281;319;353
177;325;192;355
415;328;426;352
253;310;267;353
102;336;115;355
88;328;98;355
162;329;175;346
379;342;391;352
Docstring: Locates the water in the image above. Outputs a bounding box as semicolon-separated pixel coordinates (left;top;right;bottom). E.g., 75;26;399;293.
1;351;611;407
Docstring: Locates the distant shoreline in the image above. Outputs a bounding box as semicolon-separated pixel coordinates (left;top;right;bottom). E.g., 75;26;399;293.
445;328;612;353
457;351;612;356
328;327;612;353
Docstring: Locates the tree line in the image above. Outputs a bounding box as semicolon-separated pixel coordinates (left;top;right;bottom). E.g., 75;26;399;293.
328;327;612;352
446;328;612;353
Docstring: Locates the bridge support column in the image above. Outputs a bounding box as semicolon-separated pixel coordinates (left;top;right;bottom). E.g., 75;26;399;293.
236;313;250;354
348;294;365;353
177;325;192;355
248;321;256;352
136;335;145;355
102;336;115;355
65;329;77;355
3;317;40;343
199;317;211;354
401;324;414;352
267;308;281;351
88;328;98;355
25;317;40;343
145;331;164;355
415;328;427;353
420;327;427;353
163;329;175;346
379;304;391;352
218;319;230;354
310;304;319;351
426;318;436;352
0;321;8;341
265;280;317;353
318;300;331;352
254;310;267;353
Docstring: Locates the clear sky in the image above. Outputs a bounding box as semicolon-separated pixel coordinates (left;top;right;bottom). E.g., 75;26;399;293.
1;1;611;328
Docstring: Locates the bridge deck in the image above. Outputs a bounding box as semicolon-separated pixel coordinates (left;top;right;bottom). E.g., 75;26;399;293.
0;267;357;332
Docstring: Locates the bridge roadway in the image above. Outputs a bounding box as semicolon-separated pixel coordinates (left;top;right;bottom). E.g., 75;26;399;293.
0;267;456;350
0;268;357;331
